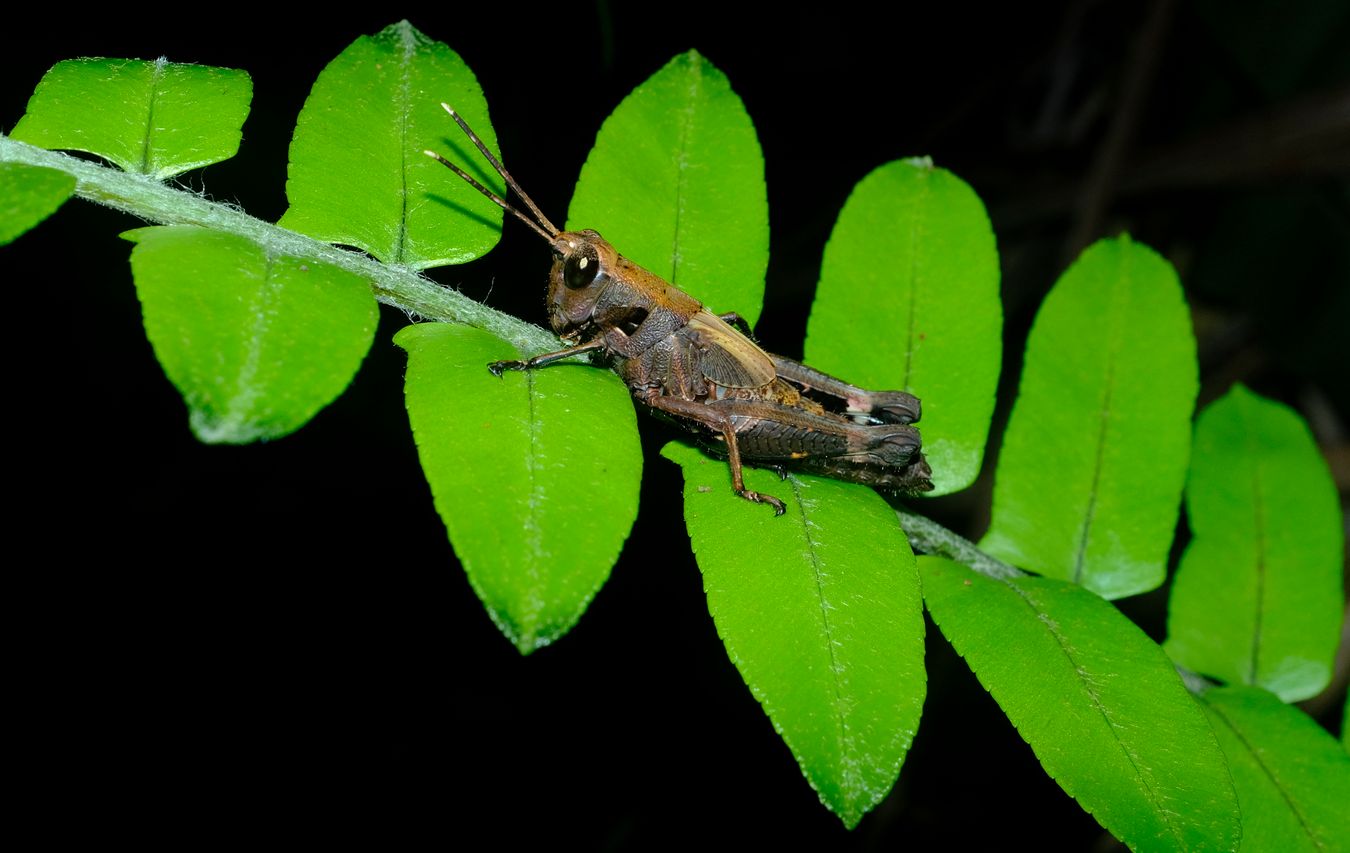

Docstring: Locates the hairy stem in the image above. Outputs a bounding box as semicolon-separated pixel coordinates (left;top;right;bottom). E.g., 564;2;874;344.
0;136;558;355
895;508;1024;580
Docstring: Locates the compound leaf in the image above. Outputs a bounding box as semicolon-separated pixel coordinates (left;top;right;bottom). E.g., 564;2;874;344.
982;236;1198;598
921;556;1240;850
126;225;378;443
662;442;925;828
280;20;503;269
12;57;251;179
396;323;641;653
1166;384;1343;702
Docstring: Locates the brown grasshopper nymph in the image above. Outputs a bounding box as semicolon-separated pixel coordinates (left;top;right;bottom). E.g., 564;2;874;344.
426;104;933;515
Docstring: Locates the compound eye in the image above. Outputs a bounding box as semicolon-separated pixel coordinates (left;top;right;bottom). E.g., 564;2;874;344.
564;245;601;289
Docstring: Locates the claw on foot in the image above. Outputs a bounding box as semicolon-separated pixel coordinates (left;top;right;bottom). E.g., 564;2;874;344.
487;360;526;377
739;489;786;516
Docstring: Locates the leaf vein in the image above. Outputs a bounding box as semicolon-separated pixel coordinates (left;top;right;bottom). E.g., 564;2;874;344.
668;57;700;285
215;250;277;439
1072;251;1131;583
394;23;417;265
522;366;545;641
1248;456;1267;685
140;57;169;175
902;172;929;390
791;476;856;790
1008;580;1184;847
1206;699;1324;848
1073;359;1114;584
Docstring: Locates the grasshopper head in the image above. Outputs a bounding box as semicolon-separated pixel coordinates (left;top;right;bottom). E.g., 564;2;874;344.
545;229;621;338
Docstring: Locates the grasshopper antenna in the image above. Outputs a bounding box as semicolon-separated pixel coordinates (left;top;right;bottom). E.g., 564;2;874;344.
423;148;555;243
424;103;560;242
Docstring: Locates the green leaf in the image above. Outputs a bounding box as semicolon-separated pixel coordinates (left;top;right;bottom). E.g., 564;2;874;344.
661;442;925;828
126;225;378;443
981;236;1198;598
566;51;768;326
395;324;641;653
1166;384;1343;702
805;159;1001;496
1200;685;1350;851
920;557;1241;851
279;20;503;269
11;58;251;179
0;162;74;245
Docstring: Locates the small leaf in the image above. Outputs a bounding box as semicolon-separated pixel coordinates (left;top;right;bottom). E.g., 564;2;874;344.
0;162;74;245
920;557;1241;851
567;51;768;326
806;159;1001;496
1200;685;1350;851
1166;384;1343;702
395;324;641;653
279;20;503;269
126;225;378;442
11;58;251;179
661;442;925;828
982;236;1198;598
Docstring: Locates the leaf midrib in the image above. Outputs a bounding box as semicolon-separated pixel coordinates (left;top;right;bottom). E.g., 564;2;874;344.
791;477;857;793
139;58;169;175
1071;249;1131;584
1009;579;1185;848
216;250;277;438
668;56;702;286
520;367;546;647
1205;698;1324;849
394;23;417;265
901;172;930;391
1247;436;1269;686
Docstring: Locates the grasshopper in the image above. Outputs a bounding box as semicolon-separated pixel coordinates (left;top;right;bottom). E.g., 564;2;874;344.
426;105;932;515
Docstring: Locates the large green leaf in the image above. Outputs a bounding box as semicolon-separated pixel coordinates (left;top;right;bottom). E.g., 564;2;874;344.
126;225;378;443
279;21;503;269
981;236;1198;598
0;162;74;245
395;324;641;653
1201;686;1350;851
661;442;925;828
11;58;251;179
921;557;1241;851
566;51;768;326
1166;384;1343;702
805;159;1001;496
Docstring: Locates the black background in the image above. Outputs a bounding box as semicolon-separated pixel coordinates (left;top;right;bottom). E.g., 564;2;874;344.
6;2;1347;847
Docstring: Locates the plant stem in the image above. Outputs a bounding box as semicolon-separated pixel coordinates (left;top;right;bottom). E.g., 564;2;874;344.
0;136;558;355
1174;665;1215;696
895;508;1024;580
